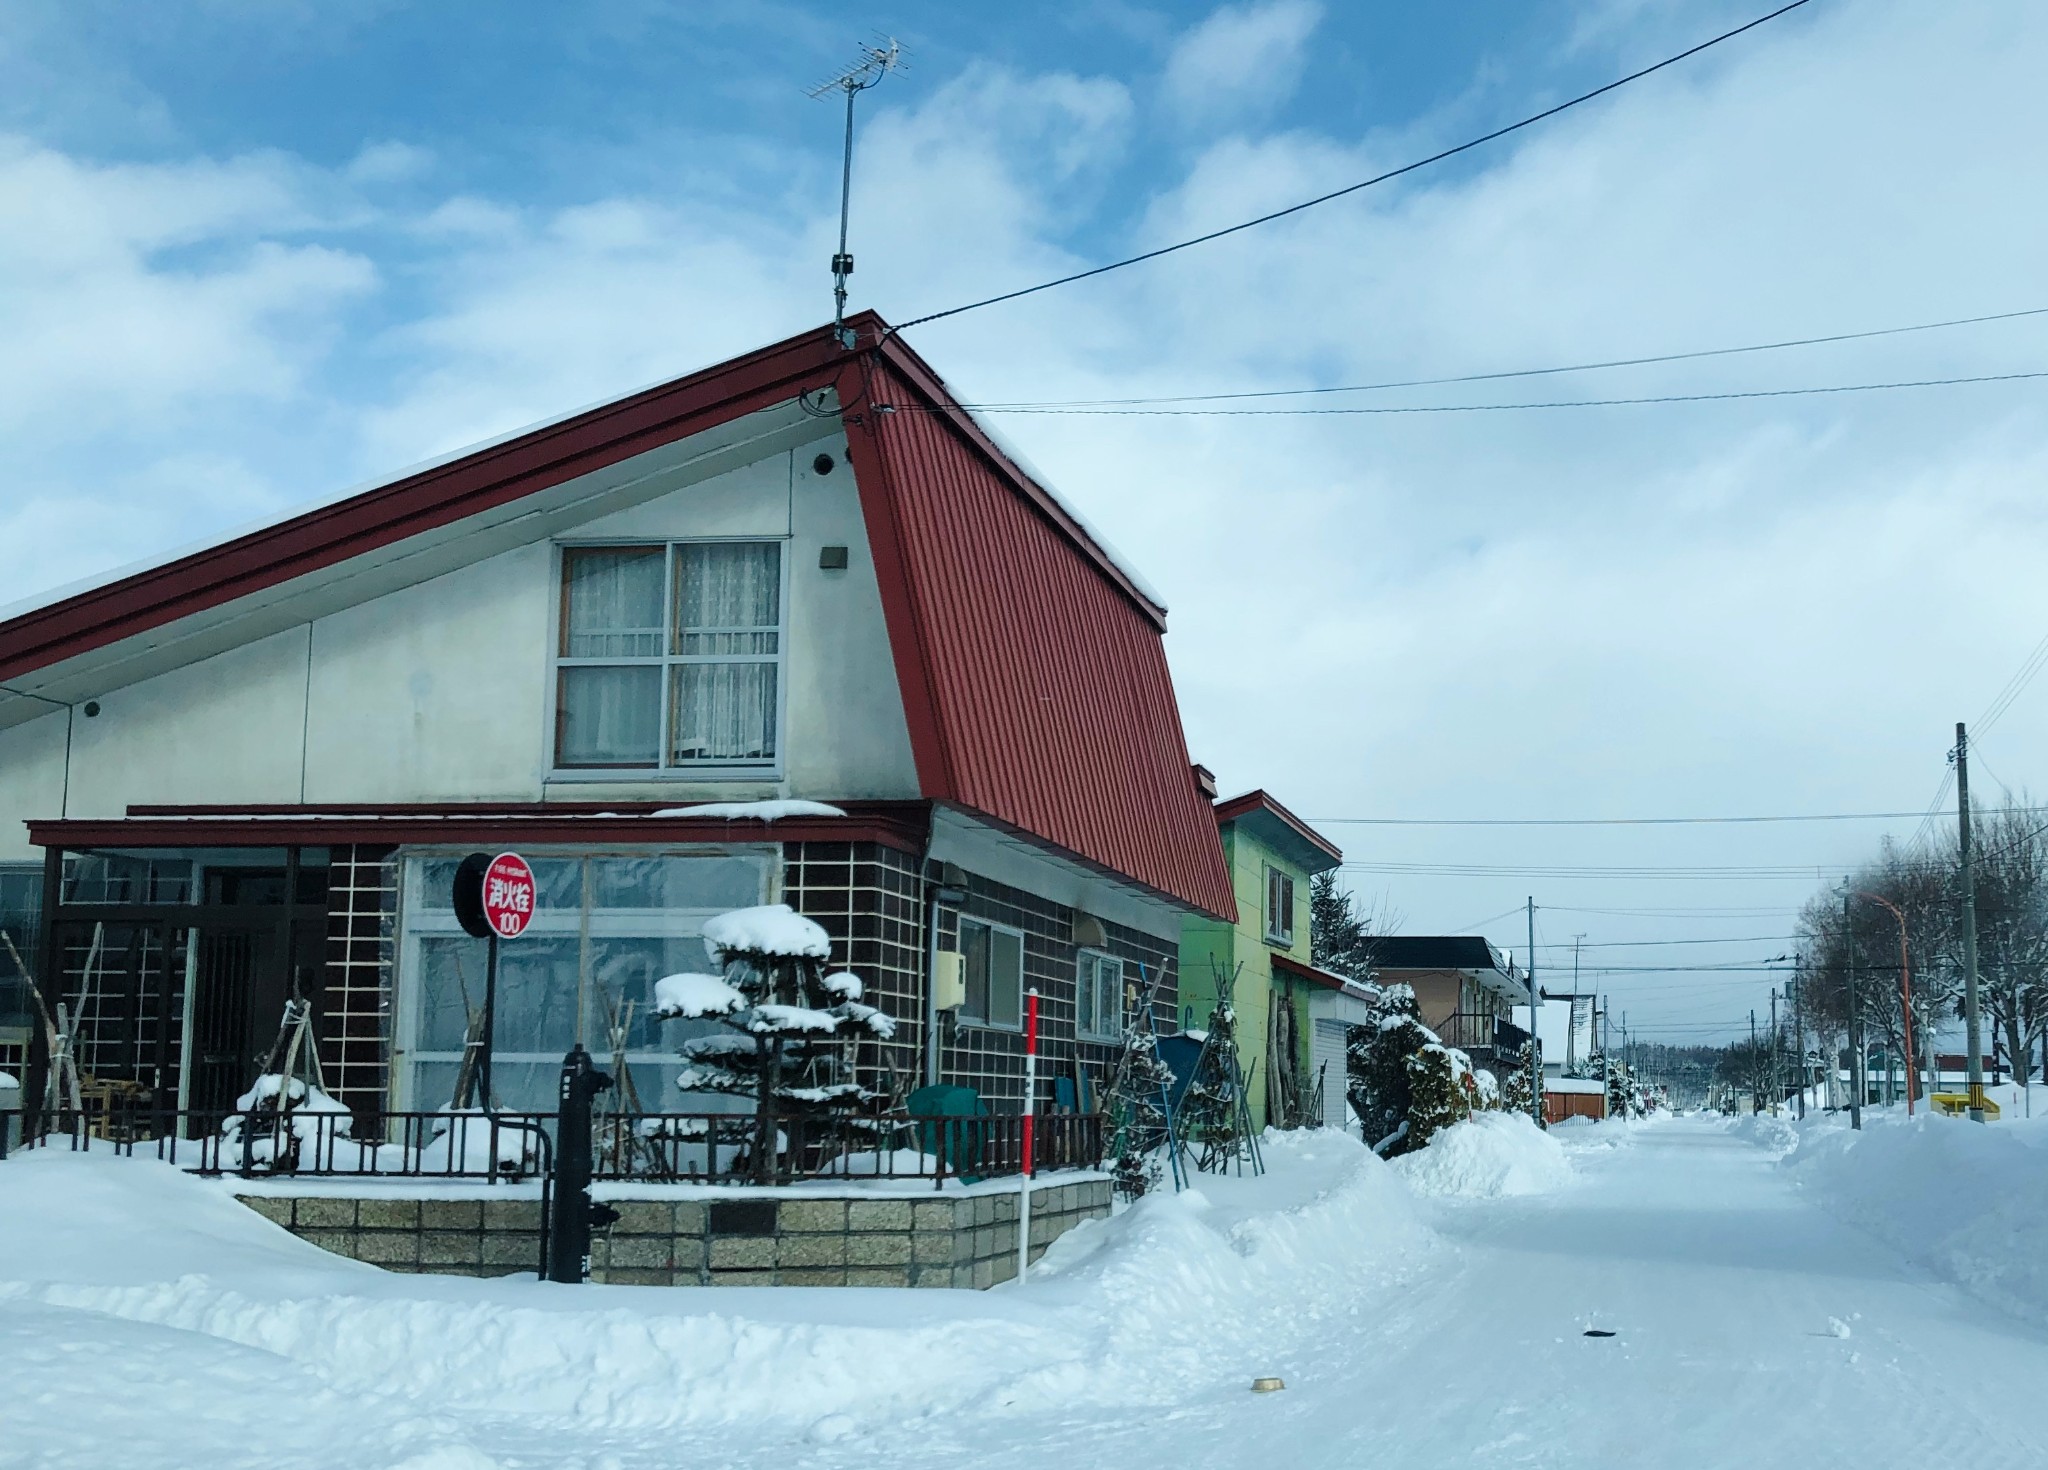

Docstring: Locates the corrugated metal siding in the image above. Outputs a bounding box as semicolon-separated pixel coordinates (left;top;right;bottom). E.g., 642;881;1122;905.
858;360;1235;920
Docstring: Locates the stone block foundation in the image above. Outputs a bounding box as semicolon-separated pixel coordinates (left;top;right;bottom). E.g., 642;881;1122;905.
235;1176;1111;1288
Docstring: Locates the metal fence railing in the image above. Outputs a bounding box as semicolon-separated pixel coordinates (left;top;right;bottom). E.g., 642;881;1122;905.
13;1101;1106;1191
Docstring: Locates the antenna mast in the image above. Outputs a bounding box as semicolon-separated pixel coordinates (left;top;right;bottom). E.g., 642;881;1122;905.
808;38;903;349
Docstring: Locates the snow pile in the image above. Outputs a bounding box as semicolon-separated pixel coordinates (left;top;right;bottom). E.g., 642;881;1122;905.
0;1131;1430;1449
1724;1112;1799;1157
653;799;848;821
701;903;832;959
1390;1111;1573;1199
1776;1111;2048;1325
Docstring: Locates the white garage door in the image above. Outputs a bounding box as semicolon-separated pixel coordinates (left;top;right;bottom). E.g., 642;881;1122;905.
1313;1019;1352;1130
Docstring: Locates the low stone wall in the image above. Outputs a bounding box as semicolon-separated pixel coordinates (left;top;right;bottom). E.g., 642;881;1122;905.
235;1176;1112;1289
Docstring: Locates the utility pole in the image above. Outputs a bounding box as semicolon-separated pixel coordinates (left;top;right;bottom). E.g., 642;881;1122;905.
1749;1009;1759;1114
1792;968;1806;1120
1844;887;1862;1131
1769;991;1778;1113
1526;897;1543;1128
1955;722;1987;1122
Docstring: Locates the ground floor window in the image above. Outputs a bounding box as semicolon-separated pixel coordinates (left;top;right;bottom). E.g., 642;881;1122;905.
1076;950;1123;1041
958;915;1023;1029
397;850;771;1113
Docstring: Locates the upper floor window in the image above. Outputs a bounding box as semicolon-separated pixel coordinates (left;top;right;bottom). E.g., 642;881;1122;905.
1264;866;1296;946
554;541;784;772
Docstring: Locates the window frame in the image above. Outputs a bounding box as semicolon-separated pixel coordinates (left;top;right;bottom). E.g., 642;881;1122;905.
392;846;774;1113
1264;865;1296;947
547;537;792;781
1075;948;1124;1043
955;914;1026;1032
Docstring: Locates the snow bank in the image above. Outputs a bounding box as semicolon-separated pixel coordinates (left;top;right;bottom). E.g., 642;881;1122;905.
1724;1112;1799;1157
1390;1112;1573;1199
1;1132;1430;1450
1772;1112;2048;1326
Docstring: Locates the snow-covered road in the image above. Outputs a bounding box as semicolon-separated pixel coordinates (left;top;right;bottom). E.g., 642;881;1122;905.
10;1115;2048;1469
591;1117;2048;1470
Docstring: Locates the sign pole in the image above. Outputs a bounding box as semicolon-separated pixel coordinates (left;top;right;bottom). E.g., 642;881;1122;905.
1017;988;1039;1287
453;850;537;1115
480;930;499;1112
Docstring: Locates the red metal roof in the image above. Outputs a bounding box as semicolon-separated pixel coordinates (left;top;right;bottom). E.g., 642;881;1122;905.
1;313;1234;918
846;344;1234;919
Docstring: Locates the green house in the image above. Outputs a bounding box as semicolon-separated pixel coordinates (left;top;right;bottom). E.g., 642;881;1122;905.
1178;787;1357;1132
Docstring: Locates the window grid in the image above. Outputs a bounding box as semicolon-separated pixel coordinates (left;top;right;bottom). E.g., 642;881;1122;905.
552;540;788;775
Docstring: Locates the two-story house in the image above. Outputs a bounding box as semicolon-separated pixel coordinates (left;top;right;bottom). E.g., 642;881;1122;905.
1177;788;1366;1131
0;313;1235;1133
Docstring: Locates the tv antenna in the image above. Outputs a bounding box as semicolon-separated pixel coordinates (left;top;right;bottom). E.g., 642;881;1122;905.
808;38;904;348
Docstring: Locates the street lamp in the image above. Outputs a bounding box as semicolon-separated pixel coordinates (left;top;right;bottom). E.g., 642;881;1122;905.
1849;890;1918;1117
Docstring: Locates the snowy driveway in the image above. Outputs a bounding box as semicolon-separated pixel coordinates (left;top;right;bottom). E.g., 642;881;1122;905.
9;1117;2048;1469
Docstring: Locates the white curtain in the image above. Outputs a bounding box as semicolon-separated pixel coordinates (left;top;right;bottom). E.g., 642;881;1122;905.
671;542;780;761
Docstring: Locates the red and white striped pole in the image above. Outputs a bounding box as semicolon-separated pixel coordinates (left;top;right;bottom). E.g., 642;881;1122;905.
1018;987;1040;1286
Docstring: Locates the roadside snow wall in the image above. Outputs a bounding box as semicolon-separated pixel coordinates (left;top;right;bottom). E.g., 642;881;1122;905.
3;1130;1432;1441
1764;1112;2048;1326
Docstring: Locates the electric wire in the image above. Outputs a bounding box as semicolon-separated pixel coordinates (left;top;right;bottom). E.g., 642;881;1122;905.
957;368;2048;416
1309;807;2029;827
961;304;2048;410
892;0;1819;332
1976;628;2048;736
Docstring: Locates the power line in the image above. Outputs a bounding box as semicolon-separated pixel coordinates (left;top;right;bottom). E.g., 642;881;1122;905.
893;0;1819;331
1310;807;2025;827
1977;629;2048;736
1534;935;1799;948
1343;861;1842;881
962;304;2048;410
959;368;2048;416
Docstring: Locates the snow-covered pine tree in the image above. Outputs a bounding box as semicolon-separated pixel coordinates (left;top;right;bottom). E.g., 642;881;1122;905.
651;903;895;1185
1347;982;1430;1154
1498;1040;1537;1117
1102;965;1180;1199
1310;872;1380;984
1404;1042;1474;1148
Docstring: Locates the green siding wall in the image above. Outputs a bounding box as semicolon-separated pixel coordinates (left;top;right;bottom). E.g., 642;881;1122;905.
1176;824;1320;1132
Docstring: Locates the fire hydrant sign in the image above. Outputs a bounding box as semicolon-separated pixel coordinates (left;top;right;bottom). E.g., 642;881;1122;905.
481;852;537;938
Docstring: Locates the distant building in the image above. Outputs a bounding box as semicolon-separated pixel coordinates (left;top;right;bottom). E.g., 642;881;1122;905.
1371;936;1531;1081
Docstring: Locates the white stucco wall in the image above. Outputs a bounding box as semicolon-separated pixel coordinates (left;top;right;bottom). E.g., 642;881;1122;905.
0;712;68;861
0;426;918;841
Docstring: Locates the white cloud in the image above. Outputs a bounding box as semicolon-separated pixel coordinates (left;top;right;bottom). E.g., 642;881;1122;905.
1161;0;1324;125
1;0;2046;1034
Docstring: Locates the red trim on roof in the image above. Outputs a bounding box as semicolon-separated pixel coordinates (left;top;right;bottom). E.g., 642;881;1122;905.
0;324;862;684
29;800;932;854
1212;789;1344;867
2;314;1231;918
1271;951;1361;994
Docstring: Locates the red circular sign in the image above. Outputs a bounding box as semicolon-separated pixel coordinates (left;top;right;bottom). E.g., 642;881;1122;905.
481;852;537;938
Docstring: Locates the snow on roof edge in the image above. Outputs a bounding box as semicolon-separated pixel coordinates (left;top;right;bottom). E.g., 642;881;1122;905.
949;397;1168;615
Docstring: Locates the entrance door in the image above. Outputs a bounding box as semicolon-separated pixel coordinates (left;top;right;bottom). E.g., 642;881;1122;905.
187;911;328;1120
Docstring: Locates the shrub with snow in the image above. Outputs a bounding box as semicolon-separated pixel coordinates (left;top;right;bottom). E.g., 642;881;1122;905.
651;903;895;1183
1404;1043;1474;1149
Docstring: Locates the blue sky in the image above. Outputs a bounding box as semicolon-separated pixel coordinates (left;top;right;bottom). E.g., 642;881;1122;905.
3;1;2045;1039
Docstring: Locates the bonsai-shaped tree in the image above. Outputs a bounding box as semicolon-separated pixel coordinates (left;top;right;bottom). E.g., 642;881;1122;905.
651;903;895;1184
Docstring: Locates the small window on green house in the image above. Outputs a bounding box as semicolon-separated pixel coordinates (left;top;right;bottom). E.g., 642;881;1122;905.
959;916;1024;1028
1265;866;1296;946
1077;951;1123;1041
